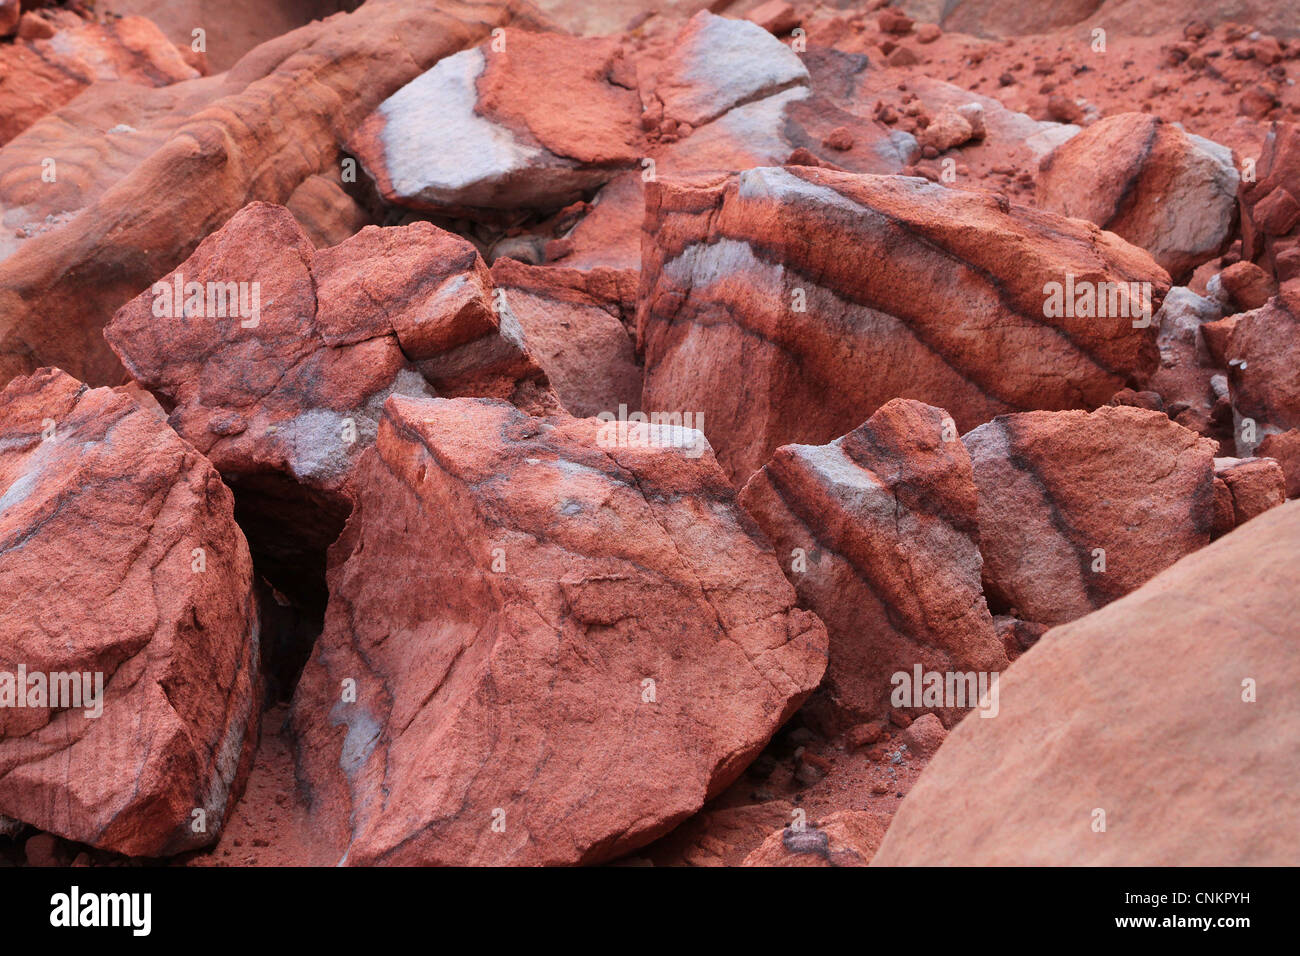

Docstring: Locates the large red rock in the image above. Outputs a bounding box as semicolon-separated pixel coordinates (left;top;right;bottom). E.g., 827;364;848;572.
873;499;1300;865
0;368;260;857
1036;113;1239;282
0;0;515;389
963;406;1218;627
1224;289;1300;456
349;28;643;215
739;399;1007;729
289;395;828;865
0;11;200;146
639;165;1170;483
105;203;555;606
1214;456;1287;532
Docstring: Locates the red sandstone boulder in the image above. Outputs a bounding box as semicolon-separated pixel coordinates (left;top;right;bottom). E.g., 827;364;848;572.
349;29;643;215
289;395;828;865
0;76;225;264
0;368;260;857
1214;456;1287;530
639;165;1170;483
1036;113;1239;282
1224;289;1300;456
740;399;1007;729
1258;430;1300;498
873;499;1300;865
351;12;913;270
963;406;1218;627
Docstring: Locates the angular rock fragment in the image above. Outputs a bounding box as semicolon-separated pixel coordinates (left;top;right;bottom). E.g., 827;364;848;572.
1036;113;1238;282
1213;457;1286;532
963;406;1218;627
1258;429;1300;498
643;12;809;129
489;258;641;418
349;30;643;214
1240;122;1300;287
640;165;1170;482
1146;286;1230;440
740;399;1007;728
0;368;260;857
289;396;828;865
873;500;1300;866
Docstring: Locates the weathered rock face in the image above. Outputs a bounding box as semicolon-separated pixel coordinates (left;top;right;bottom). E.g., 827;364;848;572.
742;811;889;866
489;258;641;418
963;406;1218;627
740;399;1007;729
289;395;828;865
0;76;225;265
0;368;260;857
873;499;1300;866
285;174;372;249
1225;289;1300;456
0;0;513;389
106;203;554;606
1036;113;1239;282
643;800;795;867
639;165;1170;482
0;11;200;146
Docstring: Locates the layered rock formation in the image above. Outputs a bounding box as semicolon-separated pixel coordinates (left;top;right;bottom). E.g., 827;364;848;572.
963;406;1218;627
0;0;514;389
740;399;1007;729
640;165;1170;482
